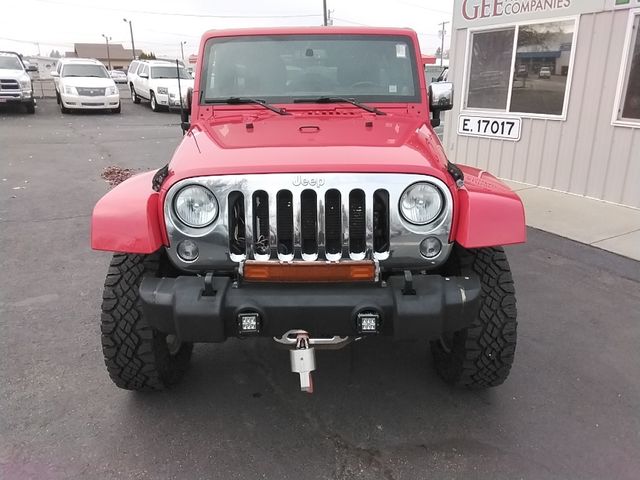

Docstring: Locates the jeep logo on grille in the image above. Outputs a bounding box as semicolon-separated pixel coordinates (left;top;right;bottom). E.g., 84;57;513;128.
292;176;325;188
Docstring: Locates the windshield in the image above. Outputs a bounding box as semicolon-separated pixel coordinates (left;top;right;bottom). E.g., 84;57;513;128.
202;35;420;103
62;64;109;78
151;66;191;79
0;55;23;70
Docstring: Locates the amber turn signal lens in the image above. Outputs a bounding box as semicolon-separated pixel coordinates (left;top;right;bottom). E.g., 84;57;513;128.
242;261;376;283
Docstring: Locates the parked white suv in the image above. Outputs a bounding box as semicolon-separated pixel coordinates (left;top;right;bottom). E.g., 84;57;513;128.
52;58;120;114
0;51;36;114
131;60;193;112
126;59;141;91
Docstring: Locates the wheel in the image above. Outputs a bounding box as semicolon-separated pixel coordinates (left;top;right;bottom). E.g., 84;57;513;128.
56;91;61;105
100;253;193;391
111;103;121;114
25;100;35;114
60;101;70;114
430;246;517;388
150;91;159;112
131;86;141;104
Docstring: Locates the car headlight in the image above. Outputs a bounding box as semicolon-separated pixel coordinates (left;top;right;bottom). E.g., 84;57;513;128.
64;85;77;95
19;75;31;89
157;87;168;95
105;86;118;95
173;185;218;228
399;182;443;225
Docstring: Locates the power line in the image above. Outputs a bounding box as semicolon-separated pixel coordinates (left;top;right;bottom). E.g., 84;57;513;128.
395;0;452;15
29;0;322;19
332;17;369;26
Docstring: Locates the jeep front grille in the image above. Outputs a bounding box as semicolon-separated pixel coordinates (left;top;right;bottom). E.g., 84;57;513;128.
227;187;390;261
164;173;454;271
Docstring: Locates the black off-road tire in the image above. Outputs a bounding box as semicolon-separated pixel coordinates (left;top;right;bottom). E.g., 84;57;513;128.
131;85;141;104
431;246;517;388
25;100;35;114
150;91;159;112
101;253;193;391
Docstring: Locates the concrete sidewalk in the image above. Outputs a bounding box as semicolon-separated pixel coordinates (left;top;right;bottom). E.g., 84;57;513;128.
502;180;640;261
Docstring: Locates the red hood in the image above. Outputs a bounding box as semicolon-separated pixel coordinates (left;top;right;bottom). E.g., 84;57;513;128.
164;110;454;189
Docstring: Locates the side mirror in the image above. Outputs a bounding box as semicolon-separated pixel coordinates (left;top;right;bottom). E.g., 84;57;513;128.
428;81;453;128
26;64;38;72
139;72;148;79
180;88;193;133
50;71;59;78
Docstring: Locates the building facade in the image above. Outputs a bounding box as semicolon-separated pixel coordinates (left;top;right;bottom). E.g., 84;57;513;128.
444;0;640;208
65;44;141;70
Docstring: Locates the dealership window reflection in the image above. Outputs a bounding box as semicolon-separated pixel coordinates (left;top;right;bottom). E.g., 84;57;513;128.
466;28;515;110
510;21;575;115
465;19;577;117
620;15;640;120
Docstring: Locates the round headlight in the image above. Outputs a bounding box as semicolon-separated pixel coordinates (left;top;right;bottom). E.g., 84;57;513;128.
174;185;218;227
399;183;443;225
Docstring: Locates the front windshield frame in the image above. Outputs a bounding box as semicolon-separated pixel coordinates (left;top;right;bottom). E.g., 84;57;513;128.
150;65;191;79
200;34;422;105
62;63;109;78
0;55;24;70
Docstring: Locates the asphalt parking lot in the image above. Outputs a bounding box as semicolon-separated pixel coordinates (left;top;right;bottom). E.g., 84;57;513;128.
1;99;639;480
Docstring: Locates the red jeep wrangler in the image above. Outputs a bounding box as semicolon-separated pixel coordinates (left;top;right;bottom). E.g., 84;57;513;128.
91;27;525;393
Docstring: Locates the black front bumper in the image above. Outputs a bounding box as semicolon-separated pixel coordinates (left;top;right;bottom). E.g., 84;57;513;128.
0;95;33;105
139;274;481;342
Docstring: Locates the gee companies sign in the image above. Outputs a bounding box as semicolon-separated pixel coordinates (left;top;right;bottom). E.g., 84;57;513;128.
455;0;608;27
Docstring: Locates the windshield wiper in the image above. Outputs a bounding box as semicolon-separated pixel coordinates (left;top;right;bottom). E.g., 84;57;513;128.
293;97;386;115
204;97;289;115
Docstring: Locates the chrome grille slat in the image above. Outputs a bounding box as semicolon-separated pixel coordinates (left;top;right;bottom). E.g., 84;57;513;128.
365;193;374;261
292;190;301;256
268;191;278;261
244;193;254;259
341;192;350;258
316;191;325;258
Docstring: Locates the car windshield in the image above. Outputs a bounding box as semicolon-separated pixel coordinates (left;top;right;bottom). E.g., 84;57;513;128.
151;66;191;79
202;34;420;103
0;55;23;70
62;64;109;78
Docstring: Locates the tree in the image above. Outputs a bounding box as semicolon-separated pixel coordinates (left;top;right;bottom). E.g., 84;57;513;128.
435;47;442;57
49;49;61;58
138;51;156;60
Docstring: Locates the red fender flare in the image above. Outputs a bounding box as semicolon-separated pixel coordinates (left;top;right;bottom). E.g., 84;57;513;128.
453;166;526;249
91;171;165;254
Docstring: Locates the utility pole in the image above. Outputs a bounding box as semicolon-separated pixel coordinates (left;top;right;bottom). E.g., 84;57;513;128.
180;41;186;62
123;18;136;60
102;34;112;70
438;21;449;67
323;0;328;26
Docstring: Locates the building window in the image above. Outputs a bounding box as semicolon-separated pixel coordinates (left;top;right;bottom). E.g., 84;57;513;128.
465;18;577;117
467;28;515;110
616;11;640;123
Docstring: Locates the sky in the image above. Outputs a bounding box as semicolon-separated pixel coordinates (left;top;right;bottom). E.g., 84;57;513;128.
0;0;453;59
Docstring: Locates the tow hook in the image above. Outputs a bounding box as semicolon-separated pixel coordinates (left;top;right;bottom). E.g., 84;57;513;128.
274;329;354;393
290;332;315;393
